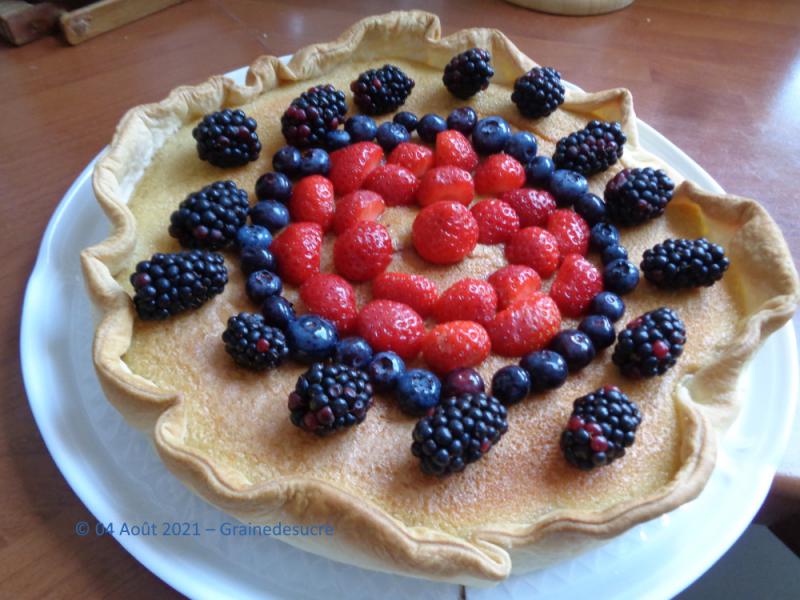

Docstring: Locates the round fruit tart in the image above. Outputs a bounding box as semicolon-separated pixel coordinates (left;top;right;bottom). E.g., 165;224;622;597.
82;10;799;585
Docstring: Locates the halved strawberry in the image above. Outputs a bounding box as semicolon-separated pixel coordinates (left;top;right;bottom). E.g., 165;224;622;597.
372;272;439;318
549;254;603;318
289;175;335;232
470;198;520;244
546;209;590;257
332;190;386;235
333;221;393;282
474;153;525;196
433;278;498;326
412;201;479;265
362;163;419;207
388;142;434;177
299;273;358;334
486;293;561;357
435;130;479;172
505;227;560;277
487;265;542;309
328;142;384;196
270;222;323;285
421;321;491;374
501;188;557;228
416;166;474;207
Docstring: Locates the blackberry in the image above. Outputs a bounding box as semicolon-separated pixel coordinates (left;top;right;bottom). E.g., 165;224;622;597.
192;109;261;168
560;386;641;470
288;362;374;436
553;120;626;176
411;392;508;477
168;180;249;250
442;48;494;99
612;307;687;378
641;238;730;289
511;67;565;118
130;250;227;320
605;167;675;226
350;64;415;116
281;84;348;148
222;312;289;371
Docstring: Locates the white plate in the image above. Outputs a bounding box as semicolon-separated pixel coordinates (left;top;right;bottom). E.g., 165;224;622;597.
20;66;799;600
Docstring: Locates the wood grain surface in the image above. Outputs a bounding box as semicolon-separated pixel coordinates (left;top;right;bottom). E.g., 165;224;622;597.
1;0;799;596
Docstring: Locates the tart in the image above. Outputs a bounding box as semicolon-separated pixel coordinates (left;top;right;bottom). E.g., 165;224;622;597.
81;10;800;585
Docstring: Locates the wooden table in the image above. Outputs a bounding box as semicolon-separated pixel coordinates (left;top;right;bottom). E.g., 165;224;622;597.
2;0;799;596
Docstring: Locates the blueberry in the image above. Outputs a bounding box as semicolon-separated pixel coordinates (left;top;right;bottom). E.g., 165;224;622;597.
549;169;588;206
579;315;616;350
603;259;640;295
249;200;290;233
525;156;555;187
345;115;378;142
334;337;374;370
589;222;620;251
504;131;538;165
260;295;295;330
245;270;282;303
472;115;511;154
298;147;330;178
240;247;276;276
255;171;292;202
573;192;607;225
236;225;272;251
589;291;626;322
417;113;447;143
442;368;485;397
272;145;302;178
325;129;351;151
395;369;442;416
491;365;531;405
285;315;338;363
393;111;419;132
446;107;478;136
548;330;596;372
602;244;628;264
376;122;410;152
367;351;406;393
519;350;568;392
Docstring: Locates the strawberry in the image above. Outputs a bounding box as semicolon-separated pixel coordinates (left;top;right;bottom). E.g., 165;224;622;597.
270;222;323;285
412;201;479;265
388;142;434;177
433;278;498;326
328;142;384;196
299;273;358;334
470;198;520;244
435;130;479;172
487;265;542;309
487;293;561;357
289;175;335;231
372;272;439;318
416;166;474;207
549;254;602;318
357;300;425;360
501;188;557;227
474;153;525;196
421;321;491;374
362;163;420;207
505;226;560;277
332;190;386;235
333;221;393;282
546;209;590;257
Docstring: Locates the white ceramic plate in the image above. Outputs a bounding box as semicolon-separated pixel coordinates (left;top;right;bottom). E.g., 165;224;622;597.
19;66;799;600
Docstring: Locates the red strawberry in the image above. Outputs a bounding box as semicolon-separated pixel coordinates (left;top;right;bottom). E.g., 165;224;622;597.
270;222;323;285
501;188;557;227
474;153;525;196
334;221;393;282
332;190;386;235
470;198;520;244
435;130;479;172
487;265;542;309
421;321;491;374
362;163;419;207
487;293;561;357
289;175;335;231
412;201;479;265
372;272;439;318
546;209;590;257
388;143;434;177
433;278;498;326
328;142;384;195
505;226;560;277
299;273;358;334
357;300;425;360
416;166;474;207
549;254;603;318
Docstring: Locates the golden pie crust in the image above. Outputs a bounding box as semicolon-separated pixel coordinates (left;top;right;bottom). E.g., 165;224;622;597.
81;10;799;585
